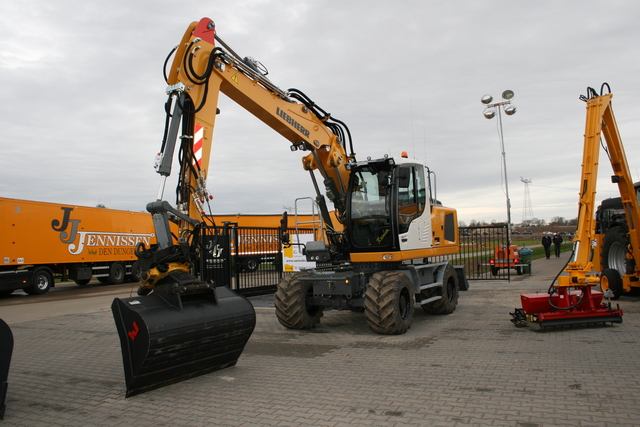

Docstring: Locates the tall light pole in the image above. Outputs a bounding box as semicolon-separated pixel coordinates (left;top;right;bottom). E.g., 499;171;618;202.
481;90;517;246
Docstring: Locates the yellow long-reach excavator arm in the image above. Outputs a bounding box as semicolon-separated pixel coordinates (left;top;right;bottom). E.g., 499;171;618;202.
559;86;640;288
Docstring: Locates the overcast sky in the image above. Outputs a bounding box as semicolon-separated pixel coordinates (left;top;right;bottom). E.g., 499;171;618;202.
2;1;640;225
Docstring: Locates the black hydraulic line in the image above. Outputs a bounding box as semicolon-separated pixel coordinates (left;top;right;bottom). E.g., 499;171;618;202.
547;247;574;293
547;286;585;311
579;84;610;102
328;116;355;158
287;88;354;158
163;46;178;84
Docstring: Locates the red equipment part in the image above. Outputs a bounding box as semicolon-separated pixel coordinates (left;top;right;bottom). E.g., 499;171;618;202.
512;286;623;329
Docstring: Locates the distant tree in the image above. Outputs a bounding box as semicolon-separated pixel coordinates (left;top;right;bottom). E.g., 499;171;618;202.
549;216;567;226
459;220;467;227
96;203;107;209
568;217;578;226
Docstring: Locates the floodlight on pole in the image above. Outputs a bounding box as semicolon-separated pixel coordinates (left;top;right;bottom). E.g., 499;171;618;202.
480;90;517;247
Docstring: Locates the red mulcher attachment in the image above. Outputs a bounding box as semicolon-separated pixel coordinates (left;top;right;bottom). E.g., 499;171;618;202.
510;285;623;329
0;318;13;420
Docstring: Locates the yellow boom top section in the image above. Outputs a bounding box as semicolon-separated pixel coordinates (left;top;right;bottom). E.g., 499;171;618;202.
165;18;353;226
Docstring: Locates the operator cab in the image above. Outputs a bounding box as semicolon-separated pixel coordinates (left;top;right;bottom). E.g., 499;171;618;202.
346;156;433;253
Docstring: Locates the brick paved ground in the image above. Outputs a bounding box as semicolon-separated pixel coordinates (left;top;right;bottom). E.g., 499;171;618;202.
2;252;640;426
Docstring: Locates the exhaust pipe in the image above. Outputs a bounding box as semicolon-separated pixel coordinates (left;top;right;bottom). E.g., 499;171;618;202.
111;274;255;397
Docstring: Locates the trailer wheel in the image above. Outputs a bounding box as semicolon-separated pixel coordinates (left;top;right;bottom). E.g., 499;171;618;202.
601;226;633;278
130;261;142;282
600;268;623;300
422;264;459;315
74;279;91;286
108;262;125;285
275;273;324;329
516;266;523;275
24;268;53;295
243;257;260;272
364;271;414;335
491;266;499;276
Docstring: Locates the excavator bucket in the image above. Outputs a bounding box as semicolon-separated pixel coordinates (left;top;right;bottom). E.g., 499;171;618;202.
111;285;255;397
0;318;13;420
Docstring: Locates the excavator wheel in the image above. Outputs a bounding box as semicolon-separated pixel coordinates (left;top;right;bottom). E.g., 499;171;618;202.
600;268;623;300
421;264;459;315
601;226;633;278
274;273;324;329
364;271;414;335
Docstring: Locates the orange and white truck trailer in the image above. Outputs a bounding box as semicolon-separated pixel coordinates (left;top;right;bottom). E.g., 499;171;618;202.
0;197;156;295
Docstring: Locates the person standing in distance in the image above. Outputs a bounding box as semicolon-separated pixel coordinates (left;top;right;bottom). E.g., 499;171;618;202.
553;232;563;257
541;234;552;259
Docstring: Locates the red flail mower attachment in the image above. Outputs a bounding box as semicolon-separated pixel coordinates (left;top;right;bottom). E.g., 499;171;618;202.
510;285;623;329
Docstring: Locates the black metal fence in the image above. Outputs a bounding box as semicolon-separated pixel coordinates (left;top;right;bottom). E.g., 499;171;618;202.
431;225;513;280
198;224;316;296
198;224;514;297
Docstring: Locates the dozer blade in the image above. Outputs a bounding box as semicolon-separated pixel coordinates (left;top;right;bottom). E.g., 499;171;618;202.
0;318;13;420
111;286;255;397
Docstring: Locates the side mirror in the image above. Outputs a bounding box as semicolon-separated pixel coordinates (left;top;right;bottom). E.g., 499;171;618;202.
398;166;411;188
280;232;290;245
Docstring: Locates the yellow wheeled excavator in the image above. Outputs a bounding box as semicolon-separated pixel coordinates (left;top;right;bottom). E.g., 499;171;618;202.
112;17;467;396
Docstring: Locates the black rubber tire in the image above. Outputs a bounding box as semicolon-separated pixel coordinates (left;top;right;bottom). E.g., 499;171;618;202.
491;266;499;276
600;268;623;300
74;279;91;286
243;257;260;272
601;226;632;277
422;264;459;315
130;261;142;282
516;266;523;275
23;268;53;295
108;262;125;285
364;271;415;335
274;273;324;329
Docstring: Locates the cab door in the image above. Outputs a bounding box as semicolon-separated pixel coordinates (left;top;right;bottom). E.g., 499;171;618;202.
398;165;432;250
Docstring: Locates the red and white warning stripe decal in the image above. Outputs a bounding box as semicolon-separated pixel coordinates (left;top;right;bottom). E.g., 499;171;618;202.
193;124;204;167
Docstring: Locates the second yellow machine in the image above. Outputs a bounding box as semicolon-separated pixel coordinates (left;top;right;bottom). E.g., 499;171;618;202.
112;18;467;396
